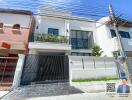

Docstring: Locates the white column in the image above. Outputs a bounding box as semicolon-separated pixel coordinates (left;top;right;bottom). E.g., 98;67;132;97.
12;54;25;88
65;20;70;36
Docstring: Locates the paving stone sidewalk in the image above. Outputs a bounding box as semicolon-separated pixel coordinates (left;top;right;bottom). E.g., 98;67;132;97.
1;83;83;100
1;80;132;100
71;80;122;93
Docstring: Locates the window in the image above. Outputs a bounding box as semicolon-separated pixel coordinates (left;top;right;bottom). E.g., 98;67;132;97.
110;29;131;39
0;22;3;29
0;22;4;33
119;31;130;39
48;28;59;36
113;51;120;58
110;30;116;38
71;52;91;56
12;24;20;30
70;30;93;49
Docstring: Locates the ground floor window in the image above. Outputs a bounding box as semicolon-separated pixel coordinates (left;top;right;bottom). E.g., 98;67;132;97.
71;52;91;56
113;51;121;58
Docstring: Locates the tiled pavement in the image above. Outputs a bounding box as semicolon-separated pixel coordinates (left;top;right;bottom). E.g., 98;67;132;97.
1;83;83;100
1;81;132;100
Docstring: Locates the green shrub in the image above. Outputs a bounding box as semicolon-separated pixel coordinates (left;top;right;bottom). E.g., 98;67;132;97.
35;33;68;43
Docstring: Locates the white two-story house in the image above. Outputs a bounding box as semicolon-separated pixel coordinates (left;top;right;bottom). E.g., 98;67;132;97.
96;17;132;57
22;7;97;85
29;7;97;56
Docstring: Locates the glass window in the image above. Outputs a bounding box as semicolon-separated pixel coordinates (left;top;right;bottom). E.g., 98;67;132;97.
71;52;78;56
113;51;120;59
71;30;76;38
48;28;59;36
110;30;131;39
77;53;83;56
70;30;93;49
110;30;116;38
119;31;131;39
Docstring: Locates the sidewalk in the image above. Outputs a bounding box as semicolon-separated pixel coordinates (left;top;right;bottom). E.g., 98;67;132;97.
16;92;132;100
1;80;132;100
71;80;122;93
0;91;9;98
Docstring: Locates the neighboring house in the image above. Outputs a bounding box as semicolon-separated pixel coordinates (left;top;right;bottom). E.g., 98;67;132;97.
96;17;132;57
0;8;35;90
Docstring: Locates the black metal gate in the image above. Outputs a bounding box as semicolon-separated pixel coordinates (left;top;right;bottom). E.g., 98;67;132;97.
21;54;69;85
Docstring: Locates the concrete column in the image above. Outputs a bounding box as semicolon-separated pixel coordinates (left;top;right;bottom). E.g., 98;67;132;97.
65;20;70;36
12;54;25;88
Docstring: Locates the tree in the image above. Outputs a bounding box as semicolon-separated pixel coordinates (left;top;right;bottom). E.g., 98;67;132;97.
91;45;103;56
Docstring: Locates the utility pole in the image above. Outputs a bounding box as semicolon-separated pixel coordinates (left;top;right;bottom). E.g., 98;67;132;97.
109;4;130;81
109;4;125;57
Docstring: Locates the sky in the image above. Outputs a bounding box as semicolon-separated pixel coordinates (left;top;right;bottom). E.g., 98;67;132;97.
0;0;131;20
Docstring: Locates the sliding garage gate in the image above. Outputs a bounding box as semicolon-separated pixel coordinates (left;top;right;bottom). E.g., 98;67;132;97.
21;54;69;85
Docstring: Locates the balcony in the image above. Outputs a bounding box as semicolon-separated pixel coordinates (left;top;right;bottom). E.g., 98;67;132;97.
29;34;71;53
34;34;69;43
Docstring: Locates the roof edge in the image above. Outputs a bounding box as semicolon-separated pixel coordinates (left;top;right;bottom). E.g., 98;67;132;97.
0;8;33;15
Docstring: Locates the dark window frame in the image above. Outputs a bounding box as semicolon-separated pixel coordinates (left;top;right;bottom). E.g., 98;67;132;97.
110;29;116;38
70;30;93;49
110;29;131;39
119;31;131;39
48;28;59;36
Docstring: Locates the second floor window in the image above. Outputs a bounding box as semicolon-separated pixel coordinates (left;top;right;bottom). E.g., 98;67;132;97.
48;28;59;36
110;29;131;39
119;31;131;39
110;30;116;38
70;30;93;49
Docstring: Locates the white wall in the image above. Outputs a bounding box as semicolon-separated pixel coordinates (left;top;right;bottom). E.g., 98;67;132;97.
72;69;117;79
70;20;97;43
34;15;97;54
35;16;97;40
0;13;31;28
69;56;118;79
35;16;69;36
70;20;97;54
96;18;132;57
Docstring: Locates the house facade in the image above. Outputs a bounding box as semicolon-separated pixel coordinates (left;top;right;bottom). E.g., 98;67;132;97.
0;9;35;90
96;17;132;57
17;8;98;85
2;7;132;89
31;7;97;56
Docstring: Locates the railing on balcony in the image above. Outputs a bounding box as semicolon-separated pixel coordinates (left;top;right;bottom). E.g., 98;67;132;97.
30;33;94;50
33;34;69;44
